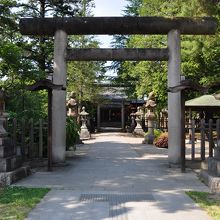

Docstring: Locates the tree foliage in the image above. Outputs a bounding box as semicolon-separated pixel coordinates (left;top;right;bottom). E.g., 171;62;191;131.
0;0;102;119
112;0;220;110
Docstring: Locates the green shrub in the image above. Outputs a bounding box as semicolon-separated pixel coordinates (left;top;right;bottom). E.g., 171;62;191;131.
153;129;163;141
66;116;80;151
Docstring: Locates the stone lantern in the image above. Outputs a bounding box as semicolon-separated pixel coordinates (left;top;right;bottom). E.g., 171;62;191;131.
133;106;144;136
129;112;136;133
143;92;157;144
79;107;90;140
0;89;30;185
67;92;78;117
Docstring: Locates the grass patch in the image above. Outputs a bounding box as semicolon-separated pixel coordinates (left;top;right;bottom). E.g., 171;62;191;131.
0;186;50;220
186;191;220;220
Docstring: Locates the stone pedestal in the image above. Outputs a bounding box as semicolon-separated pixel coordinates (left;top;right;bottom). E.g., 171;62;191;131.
79;107;90;140
143;119;154;144
208;147;220;177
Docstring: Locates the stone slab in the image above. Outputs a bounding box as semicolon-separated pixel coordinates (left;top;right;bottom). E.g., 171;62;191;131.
200;170;220;193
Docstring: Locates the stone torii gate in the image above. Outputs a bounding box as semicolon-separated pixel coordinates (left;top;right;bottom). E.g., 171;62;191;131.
20;17;217;166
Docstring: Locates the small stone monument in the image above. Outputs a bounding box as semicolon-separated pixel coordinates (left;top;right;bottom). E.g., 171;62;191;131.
79;107;90;140
0;89;30;185
133;107;144;136
143;92;157;144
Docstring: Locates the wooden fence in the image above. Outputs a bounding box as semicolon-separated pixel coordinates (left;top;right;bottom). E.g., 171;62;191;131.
188;118;220;161
8;118;48;160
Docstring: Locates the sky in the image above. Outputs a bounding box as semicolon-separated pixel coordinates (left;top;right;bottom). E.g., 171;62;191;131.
93;0;126;17
92;0;127;47
92;0;127;76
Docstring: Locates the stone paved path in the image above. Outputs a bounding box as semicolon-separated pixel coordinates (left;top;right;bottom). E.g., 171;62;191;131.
14;133;212;220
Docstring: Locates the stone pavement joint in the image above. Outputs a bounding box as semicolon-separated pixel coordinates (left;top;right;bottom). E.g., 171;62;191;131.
79;193;155;203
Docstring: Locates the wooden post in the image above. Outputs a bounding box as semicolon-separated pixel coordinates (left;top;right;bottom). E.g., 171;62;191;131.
21;118;26;160
12;118;17;155
48;89;52;171
209;119;213;157
39;119;43;158
181;91;185;172
217;119;220;141
200;119;206;161
191;119;195;160
29;118;34;158
188;108;192;143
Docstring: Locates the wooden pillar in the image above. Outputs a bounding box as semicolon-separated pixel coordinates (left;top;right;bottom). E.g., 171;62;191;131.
121;102;125;130
191;119;195;160
200;119;206;161
97;104;101;131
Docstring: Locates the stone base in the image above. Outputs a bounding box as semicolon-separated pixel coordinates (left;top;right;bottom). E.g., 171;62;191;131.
208;157;220;177
201;160;208;170
214;147;220;159
0;145;15;158
80;128;90;140
200;170;220;193
0;155;23;172
133;128;144;137
142;134;154;144
0;166;31;186
168;163;181;168
65;150;75;158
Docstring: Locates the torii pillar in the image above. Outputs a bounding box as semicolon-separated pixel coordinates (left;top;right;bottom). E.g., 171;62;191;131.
168;30;181;165
52;30;67;163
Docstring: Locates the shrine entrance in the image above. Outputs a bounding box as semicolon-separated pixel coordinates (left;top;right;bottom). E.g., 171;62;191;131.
19;16;217;166
100;106;122;128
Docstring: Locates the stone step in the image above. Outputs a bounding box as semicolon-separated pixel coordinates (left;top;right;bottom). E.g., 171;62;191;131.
0;166;31;185
0;155;23;172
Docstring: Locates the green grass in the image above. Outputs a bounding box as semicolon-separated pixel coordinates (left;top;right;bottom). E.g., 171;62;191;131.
186;191;220;220
0;186;50;220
